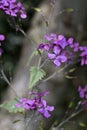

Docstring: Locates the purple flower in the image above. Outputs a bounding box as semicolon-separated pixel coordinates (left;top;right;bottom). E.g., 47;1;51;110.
0;34;5;41
38;43;50;51
48;53;56;59
53;46;61;55
0;0;27;19
56;35;68;49
79;46;87;66
78;85;87;109
78;85;87;99
73;42;79;52
15;90;54;118
38;33;81;67
44;33;57;41
38;100;54;118
54;55;67;66
68;37;74;45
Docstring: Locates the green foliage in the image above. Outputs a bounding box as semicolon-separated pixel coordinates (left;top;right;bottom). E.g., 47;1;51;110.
39;121;44;130
79;122;86;127
32;7;41;12
13;119;21;124
0;99;24;113
65;75;76;79
69;68;76;73
29;66;46;89
65;8;74;12
68;101;74;108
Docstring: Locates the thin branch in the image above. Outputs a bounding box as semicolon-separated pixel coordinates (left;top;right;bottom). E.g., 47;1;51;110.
38;56;42;68
57;108;83;129
0;69;19;98
43;65;67;82
39;58;49;69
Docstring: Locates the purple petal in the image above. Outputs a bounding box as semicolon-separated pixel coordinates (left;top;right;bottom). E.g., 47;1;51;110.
44;33;57;41
43;110;51;118
53;46;61;54
38;108;44;114
81;58;85;66
15;103;22;108
20;98;27;103
57;55;67;62
48;53;56;59
79;91;85;98
24;104;30;110
44;35;52;41
38;43;45;49
44;44;50;51
58;35;64;40
41;100;47;107
46;106;54;111
0;35;5;41
54;59;61;66
27;100;35;105
20;12;27;19
68;37;74;45
78;86;82;92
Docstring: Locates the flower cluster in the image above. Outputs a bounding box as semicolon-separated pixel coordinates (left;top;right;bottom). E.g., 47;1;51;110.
38;33;87;67
0;0;27;19
15;91;54;118
38;34;78;67
0;34;5;56
78;85;87;109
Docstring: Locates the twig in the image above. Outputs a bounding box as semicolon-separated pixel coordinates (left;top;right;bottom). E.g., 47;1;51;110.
0;69;19;98
57;108;83;129
43;65;67;82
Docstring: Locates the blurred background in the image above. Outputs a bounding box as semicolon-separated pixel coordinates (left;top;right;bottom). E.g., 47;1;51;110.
0;0;87;130
0;0;42;99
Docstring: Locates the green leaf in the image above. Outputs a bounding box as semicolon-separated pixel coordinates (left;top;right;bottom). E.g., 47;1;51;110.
68;101;74;108
27;50;39;66
65;75;76;79
39;121;43;130
69;68;76;73
66;8;74;12
29;66;46;89
79;122;86;127
33;7;41;12
13;119;21;124
0;99;24;113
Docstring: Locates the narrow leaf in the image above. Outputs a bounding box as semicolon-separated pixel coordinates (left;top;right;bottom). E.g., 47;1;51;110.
68;101;74;108
66;8;74;12
13;119;21;124
69;68;76;73
29;66;46;89
33;7;41;12
79;122;86;127
65;75;76;79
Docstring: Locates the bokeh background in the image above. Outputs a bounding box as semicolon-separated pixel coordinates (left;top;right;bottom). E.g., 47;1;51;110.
0;0;87;130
